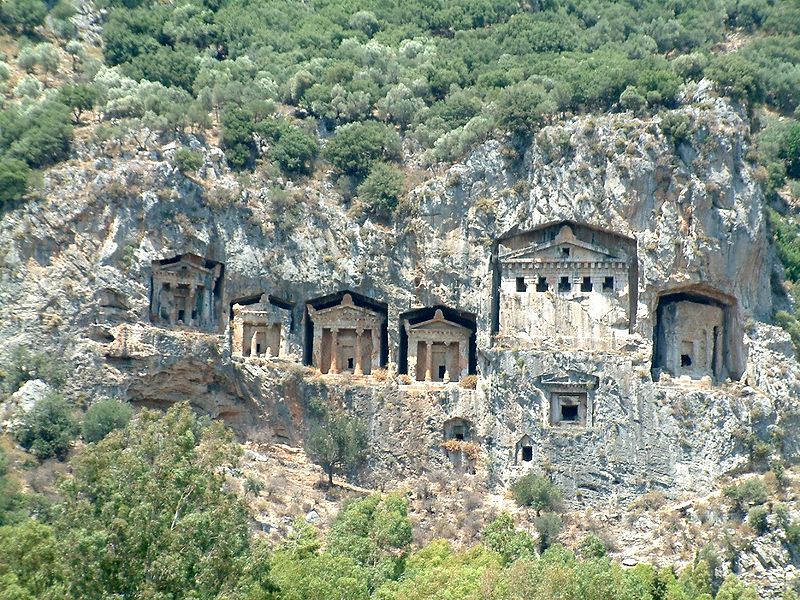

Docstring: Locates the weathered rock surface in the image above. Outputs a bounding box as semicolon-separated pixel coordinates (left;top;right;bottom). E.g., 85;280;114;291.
1;81;800;595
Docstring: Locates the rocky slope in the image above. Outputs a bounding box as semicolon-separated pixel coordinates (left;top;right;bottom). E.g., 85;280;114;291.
2;79;800;596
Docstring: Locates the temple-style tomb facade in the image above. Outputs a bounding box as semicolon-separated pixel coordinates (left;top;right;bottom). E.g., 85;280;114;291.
307;293;385;375
403;309;471;382
231;294;291;359
150;254;223;330
496;222;636;350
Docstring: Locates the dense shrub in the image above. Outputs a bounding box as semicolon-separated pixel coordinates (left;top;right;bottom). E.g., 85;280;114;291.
511;473;563;514
271;126;318;174
0;157;31;207
173;147;203;174
81;399;134;443
324;121;401;177
356;162;405;218
0;0;47;34
1;347;69;393
307;408;368;485
15;393;77;460
723;478;768;514
747;506;769;535
533;513;563;552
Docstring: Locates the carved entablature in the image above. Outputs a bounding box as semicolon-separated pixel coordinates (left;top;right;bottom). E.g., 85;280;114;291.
500;224;629;297
231;294;292;359
308;293;385;375
150;254;223;331
404;309;471;382
496;222;637;351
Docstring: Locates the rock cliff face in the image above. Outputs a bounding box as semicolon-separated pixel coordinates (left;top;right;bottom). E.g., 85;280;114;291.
2;82;800;578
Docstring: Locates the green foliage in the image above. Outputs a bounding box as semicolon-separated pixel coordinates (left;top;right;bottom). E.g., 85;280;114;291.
748;506;769;535
705;54;764;105
374;539;499;600
58;84;97;124
328;493;412;590
80;399;133;443
173;147;203;174
307;407;368;485
0;0;47;34
220;106;256;169
0;449;29;526
580;533;609;559
0;157;31;208
495;82;555;134
15;393;77;460
533;513;563;552
723;478;768;515
0;347;69;393
324;121;401;177
0;101;73;169
660;111;692;148
56;402;277;598
510;473;563;514
357;162;405;218
271;125;318;175
482;512;536;565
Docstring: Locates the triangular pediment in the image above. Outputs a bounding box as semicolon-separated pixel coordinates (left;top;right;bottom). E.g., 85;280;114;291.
502;239;621;262
159;260;212;275
410;318;471;334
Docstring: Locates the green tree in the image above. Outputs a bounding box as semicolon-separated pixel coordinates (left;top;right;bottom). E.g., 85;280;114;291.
0;520;65;598
327;493;412;590
15;393;77;460
80;399;133;443
482;512;536;565
173;147;204;174
55;403;277;598
324;121;401;177
533;513;562;552
495;82;555;134
357;162;405;218
511;473;563;514
0;157;31;208
272;126;318;175
307;409;368;485
0;0;47;34
58;84;97;124
220;106;255;169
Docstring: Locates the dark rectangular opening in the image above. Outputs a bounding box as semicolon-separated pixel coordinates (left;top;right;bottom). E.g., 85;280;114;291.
561;404;579;421
681;354;692;367
561;247;570;257
536;277;548;292
453;426;465;441
581;276;592;292
522;446;533;462
347;357;354;370
438;365;447;379
558;277;571;292
191;310;197;319
177;309;185;322
516;277;527;292
603;276;614;291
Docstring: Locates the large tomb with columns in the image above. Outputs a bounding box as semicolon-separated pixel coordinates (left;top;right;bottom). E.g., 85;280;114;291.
495;221;637;350
149;254;223;330
652;285;745;382
231;294;292;359
402;308;472;382
307;292;386;375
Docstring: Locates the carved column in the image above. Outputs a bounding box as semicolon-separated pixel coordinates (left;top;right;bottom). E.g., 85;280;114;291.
250;331;259;357
354;329;363;376
371;326;380;371
408;335;418;380
425;340;433;382
202;287;213;327
185;285;196;325
312;325;323;371
330;328;339;374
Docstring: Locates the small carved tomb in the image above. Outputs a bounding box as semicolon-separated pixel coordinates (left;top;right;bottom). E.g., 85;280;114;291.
540;372;597;428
